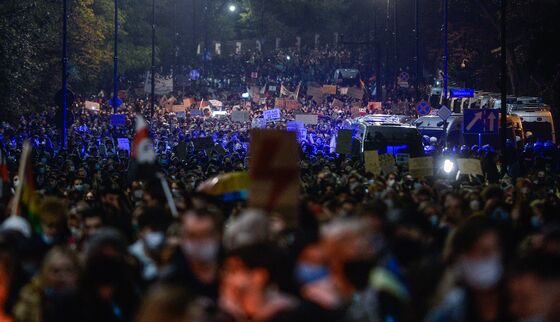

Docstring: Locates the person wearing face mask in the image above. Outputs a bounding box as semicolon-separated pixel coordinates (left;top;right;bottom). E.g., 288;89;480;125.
159;207;223;302
13;247;82;322
427;216;513;322
128;206;172;284
25;198;69;275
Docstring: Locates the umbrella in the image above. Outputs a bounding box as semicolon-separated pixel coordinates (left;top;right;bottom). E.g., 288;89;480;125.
197;171;249;196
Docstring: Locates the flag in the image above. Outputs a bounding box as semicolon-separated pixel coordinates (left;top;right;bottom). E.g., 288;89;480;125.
13;142;41;234
128;114;157;181
0;147;10;200
280;82;301;99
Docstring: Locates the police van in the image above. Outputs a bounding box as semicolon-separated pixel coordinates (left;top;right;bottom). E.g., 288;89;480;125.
343;117;424;157
414;113;523;148
509;98;555;143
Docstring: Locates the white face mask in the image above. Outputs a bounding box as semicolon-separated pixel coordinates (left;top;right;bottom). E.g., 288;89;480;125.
458;254;503;290
470;200;481;212
182;239;219;263
387;179;396;187
143;232;165;250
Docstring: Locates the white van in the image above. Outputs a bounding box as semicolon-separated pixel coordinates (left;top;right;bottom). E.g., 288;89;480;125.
513;107;556;143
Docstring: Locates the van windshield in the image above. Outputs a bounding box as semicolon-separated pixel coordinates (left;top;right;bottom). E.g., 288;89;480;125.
523;122;553;141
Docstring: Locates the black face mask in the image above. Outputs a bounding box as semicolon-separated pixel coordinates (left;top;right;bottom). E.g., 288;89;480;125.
343;258;376;291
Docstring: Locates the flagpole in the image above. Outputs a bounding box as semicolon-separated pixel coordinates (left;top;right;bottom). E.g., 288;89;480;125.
151;0;156;116
11;142;31;216
157;173;179;218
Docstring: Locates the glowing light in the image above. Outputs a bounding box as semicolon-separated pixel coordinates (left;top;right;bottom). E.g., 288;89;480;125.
228;4;236;12
443;159;454;174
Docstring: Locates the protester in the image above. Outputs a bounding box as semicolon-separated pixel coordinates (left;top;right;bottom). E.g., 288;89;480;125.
0;45;558;322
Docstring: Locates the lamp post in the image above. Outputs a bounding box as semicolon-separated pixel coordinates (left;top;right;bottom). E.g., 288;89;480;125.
442;0;448;107
414;0;420;100
500;0;507;152
112;0;119;113
151;0;156;115
62;0;68;148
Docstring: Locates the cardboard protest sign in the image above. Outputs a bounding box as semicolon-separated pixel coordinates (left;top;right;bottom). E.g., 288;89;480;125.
322;85;337;95
284;99;300;111
368;101;382;111
84;101;100;111
117;138;130;154
364;150;381;175
249;129;300;227
263;108;281;121
332;98;344;110
457;159;483;176
171;105;186;113
144;72;173;95
295;114;318;125
336;129;354;155
395;153;410;166
379;153;396;175
232;111;251;123
110;114;126;127
183;98;194;107
275;98;286;109
408;157;434;178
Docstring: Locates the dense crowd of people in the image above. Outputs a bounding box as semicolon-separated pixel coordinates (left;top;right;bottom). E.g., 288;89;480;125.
0;47;559;322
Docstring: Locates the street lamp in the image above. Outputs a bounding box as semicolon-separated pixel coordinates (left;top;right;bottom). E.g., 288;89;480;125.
228;4;236;12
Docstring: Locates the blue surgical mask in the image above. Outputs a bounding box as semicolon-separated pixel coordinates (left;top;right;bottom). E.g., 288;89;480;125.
530;216;541;229
295;263;329;285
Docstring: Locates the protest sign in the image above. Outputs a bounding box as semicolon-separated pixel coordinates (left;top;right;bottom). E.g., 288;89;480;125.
336;129;354;155
457;159;483;176
332;98;344;110
275;98;286;109
232;111;251;123
364;150;381;175
307;86;323;98
339;87;349;95
295;114;318;125
110;114;126;127
380;153;396;175
395;153;410;166
252;118;267;129
183;98;194;107
368;101;382;111
171;105;186;113
117;138;130;154
84;101;100;111
284;99;300;111
190;109;203;117
249;129;300;227
263;108;281;121
322;85;337;95
409;157;434;178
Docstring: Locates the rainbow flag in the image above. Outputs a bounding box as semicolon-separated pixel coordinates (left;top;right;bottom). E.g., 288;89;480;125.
0;147;9;199
13;142;41;234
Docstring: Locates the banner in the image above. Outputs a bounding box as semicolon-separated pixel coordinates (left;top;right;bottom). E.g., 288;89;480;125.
232;111;251;123
84;101;100;111
280;83;300;99
332;98;344;110
183;98;194;107
368;101;382;111
457;159;483;176
379;154;396;175
144;72;174;95
364;150;381;175
117;138;130;154
295;114;318;125
322;85;337;95
249;130;300;227
171;105;186;113
409;157;434;178
284;99;300;111
263;108;281;121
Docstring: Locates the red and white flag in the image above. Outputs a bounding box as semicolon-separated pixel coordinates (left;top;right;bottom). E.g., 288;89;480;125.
131;114;156;164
